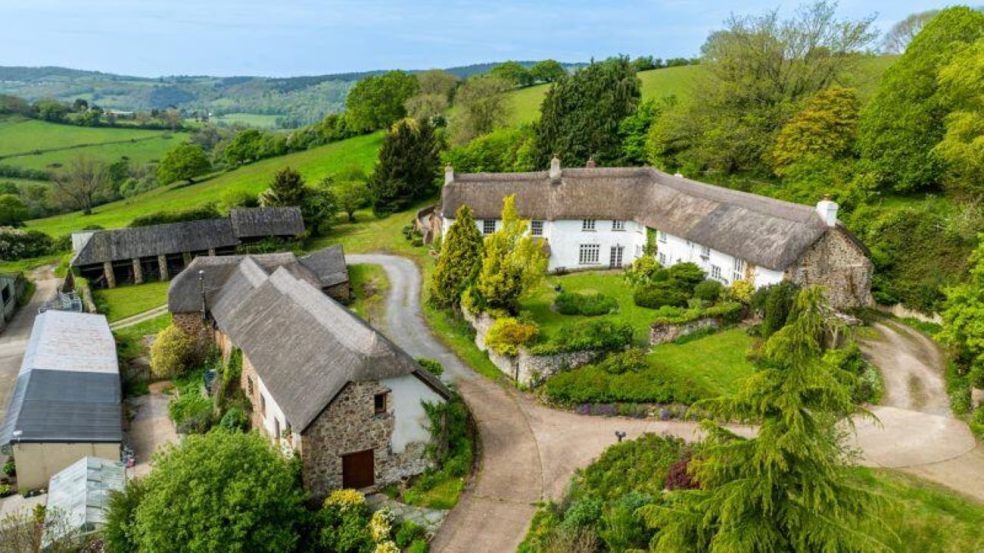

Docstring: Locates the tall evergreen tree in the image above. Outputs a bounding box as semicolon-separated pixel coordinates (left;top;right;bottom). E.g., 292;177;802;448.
430;205;484;307
475;195;547;313
642;287;883;552
367;118;441;214
534;57;641;166
260;167;305;207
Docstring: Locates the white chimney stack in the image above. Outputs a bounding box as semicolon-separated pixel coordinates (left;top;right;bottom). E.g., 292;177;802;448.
444;164;454;186
816;196;838;227
549;155;562;180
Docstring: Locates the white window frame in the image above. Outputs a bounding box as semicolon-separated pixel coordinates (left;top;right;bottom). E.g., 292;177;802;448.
658;252;667;265
612;220;625;231
732;258;746;282
530;220;544;237
658;230;667;244
482;219;496;235
700;245;711;259
582;219;596;232
579;244;600;265
711;265;724;282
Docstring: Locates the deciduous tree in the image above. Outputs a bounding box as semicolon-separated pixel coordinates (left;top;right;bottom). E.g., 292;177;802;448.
489;61;534;87
157;143;211;184
0;194;28;226
859;7;984;192
770;86;861;176
346;70;419;132
430;205;484;307
535;57;641;166
882;9;940;53
51;156;110;215
449;76;512;145
933;37;984;193
529;59;566;83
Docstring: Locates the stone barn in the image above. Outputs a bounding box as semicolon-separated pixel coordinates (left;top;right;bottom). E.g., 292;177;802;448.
167;253;446;497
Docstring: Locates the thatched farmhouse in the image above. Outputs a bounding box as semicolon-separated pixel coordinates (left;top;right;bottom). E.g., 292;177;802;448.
70;206;305;289
167;250;449;497
438;159;873;308
0;311;121;491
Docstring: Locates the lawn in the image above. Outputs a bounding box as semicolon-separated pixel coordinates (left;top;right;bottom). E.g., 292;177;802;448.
651;328;756;396
92;281;170;322
520;270;658;346
346;263;389;325
25;132;384;237
3;134;181;173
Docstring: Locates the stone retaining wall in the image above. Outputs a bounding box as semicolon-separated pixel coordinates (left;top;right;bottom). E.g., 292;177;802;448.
650;317;720;345
462;309;600;387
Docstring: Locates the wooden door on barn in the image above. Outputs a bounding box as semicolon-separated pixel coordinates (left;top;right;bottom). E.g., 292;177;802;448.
342;449;375;489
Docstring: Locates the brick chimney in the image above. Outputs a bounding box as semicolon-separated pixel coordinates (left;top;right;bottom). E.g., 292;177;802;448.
816;195;838;227
549;155;562;180
444;164;454;186
585;157;596;168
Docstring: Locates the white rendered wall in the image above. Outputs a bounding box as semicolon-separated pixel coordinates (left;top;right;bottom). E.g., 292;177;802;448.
381;374;445;453
254;372;299;449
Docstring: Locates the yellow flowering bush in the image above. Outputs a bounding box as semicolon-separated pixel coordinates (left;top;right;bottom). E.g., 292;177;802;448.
368;509;393;543
323;489;366;512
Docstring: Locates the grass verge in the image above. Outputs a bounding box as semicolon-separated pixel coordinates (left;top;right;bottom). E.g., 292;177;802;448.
93;281;170;322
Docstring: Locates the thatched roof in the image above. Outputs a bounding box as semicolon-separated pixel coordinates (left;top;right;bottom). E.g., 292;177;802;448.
229;207;305;239
71;207;307;267
441;167;838;271
167;246;348;313
71;219;237;267
206;263;449;432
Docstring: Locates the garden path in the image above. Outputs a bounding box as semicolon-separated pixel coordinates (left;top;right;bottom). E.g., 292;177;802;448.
347;254;984;552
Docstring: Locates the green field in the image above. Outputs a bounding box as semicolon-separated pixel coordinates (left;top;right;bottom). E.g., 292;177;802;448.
211;113;281;128
0;115;186;176
26;132;384;237
506;56;896;126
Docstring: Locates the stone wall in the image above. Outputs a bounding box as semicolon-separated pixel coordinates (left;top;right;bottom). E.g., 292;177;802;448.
300;381;432;498
650;317;720;345
238;352;265;432
786;226;873;309
462;309;600;387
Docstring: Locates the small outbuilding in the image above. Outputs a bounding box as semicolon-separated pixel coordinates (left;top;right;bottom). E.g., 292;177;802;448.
0;311;121;491
42;456;126;549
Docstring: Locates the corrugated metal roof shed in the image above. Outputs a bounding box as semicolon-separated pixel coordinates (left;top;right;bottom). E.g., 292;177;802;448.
0;311;121;444
43;456;125;548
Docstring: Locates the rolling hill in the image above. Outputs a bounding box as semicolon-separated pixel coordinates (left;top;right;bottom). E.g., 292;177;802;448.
25;132;383;237
0;115;185;175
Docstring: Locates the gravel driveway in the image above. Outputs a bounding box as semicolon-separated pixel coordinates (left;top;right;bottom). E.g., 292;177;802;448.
348;254;984;551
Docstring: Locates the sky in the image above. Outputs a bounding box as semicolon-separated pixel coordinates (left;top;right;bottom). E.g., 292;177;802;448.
3;0;955;77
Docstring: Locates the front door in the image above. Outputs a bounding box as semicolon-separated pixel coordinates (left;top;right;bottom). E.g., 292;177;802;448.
342;449;375;489
609;245;624;268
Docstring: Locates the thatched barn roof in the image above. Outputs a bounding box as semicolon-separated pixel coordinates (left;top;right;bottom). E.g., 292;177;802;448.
71;207;307;267
229;207;304;239
167;246;348;313
441;167;837;271
204;262;449;431
71;219;237;267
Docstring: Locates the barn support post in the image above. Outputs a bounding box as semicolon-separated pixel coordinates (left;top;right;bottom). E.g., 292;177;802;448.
158;255;169;281
132;258;143;284
103;261;116;288
182;252;192;265
208;248;216;256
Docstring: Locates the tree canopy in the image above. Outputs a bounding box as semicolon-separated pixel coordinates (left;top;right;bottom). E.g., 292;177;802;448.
859;6;984;192
117;431;307;553
157;143;211;185
430;205;484;307
367;118;441;214
450;76;513;145
345;70;419;132
534;57;641;167
474;195;547;313
489;61;534;87
770;86;861;176
529;59;566;83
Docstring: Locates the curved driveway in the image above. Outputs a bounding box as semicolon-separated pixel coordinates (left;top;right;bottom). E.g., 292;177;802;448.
347;254;984;552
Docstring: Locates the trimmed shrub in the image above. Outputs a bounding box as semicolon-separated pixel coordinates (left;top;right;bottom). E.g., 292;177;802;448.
320;490;374;552
693;280;724;302
650;302;744;325
623;255;662;287
633;281;689;309
542;362;706;405
597;349;648;375
533;320;634;355
150;324;196;379
555;291;618;316
665;262;705;292
485;317;539;356
728;279;755;304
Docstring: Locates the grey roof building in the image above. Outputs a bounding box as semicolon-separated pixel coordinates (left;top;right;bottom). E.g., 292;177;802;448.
42;456;126;548
0;311;121;490
70;207;305;289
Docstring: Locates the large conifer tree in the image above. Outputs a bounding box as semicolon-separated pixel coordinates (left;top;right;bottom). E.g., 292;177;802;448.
643;287;884;552
430;205;483;307
367;118;440;214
